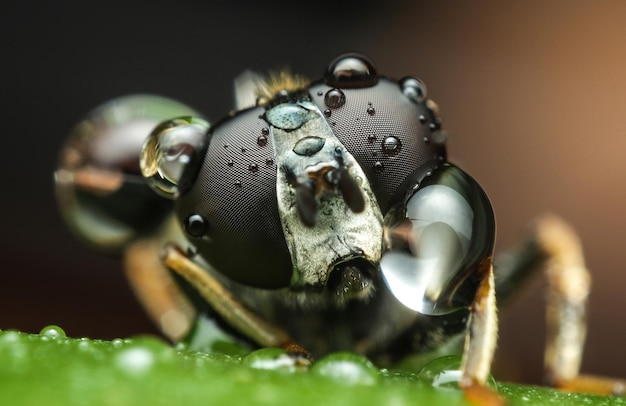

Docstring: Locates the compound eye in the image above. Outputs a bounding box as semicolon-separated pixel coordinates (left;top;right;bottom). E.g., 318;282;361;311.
380;164;495;315
141;116;209;198
400;77;427;103
324;53;379;88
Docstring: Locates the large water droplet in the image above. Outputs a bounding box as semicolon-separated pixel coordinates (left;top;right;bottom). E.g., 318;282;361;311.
325;53;378;88
39;325;66;339
324;88;346;109
310;353;380;386
382;136;402;156
265;103;313;131
141;116;209;199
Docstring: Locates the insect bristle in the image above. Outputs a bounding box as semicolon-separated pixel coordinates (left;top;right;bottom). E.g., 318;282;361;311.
256;70;310;105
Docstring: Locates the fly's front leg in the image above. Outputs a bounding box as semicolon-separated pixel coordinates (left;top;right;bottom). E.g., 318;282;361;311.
160;243;306;355
460;258;505;406
496;215;625;395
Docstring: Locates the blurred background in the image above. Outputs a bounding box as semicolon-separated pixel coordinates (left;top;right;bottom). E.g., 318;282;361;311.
2;0;625;384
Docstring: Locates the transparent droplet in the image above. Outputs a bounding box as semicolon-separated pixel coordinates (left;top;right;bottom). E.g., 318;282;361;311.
367;134;377;143
183;213;208;238
265;103;313;131
39;325;66;339
261;127;270;135
373;161;384;173
242;348;308;372
324;109;332;117
400;77;427;103
325;53;378;88
310;352;380;386
367;106;375;115
380;165;495;315
141;116;209;199
248;163;259;172
419;114;428;124
265;158;274;166
55;95;202;253
257;135;268;147
293;136;326;156
324;88;346;109
382;136;402;156
417;355;497;390
227;160;234;167
234;180;242;188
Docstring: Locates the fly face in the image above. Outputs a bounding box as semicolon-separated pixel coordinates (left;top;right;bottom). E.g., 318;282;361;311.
267;99;383;301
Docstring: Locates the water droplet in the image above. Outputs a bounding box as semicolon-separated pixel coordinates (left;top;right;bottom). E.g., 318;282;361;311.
112;338;125;348
324;109;332;117
310;352;380;386
432;130;447;145
317;90;324;96
140;117;209;199
417;355;497;390
373;161;384;173
248;163;259;172
324;88;346;109
257;135;268;147
400;77;427;103
423;136;430;144
116;347;155;374
367;134;377;143
293;136;326;156
227;159;234;167
261;127;269;135
429;123;438;130
240;147;247;153
234;180;242;188
223;144;229;149
367;106;375;115
265;158;274;166
382;136;402;156
325;53;378;88
242;348;309;372
183;213;208;238
39;325;66;339
419;114;427;124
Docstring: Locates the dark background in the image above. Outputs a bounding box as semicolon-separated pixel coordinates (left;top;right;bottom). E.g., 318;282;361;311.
2;0;625;384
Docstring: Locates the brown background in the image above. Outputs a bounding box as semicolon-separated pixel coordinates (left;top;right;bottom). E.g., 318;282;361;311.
2;1;625;384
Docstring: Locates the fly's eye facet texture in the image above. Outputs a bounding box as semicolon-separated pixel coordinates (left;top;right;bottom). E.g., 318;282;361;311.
381;164;495;316
141;116;209;199
55;95;201;253
324;52;379;88
175;107;292;289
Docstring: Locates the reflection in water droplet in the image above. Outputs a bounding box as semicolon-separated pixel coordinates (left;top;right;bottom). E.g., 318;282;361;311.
418;356;497;390
401;77;427;103
373;161;384;173
248;163;259;172
324;53;378;88
310;352;380;386
40;325;66;339
367;106;375;115
324;88;346;109
183;213;208;238
382;136;402;156
257;135;268;146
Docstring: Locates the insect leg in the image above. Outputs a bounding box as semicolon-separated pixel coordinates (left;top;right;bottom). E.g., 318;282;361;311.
160;243;300;351
459;259;505;406
496;215;625;395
